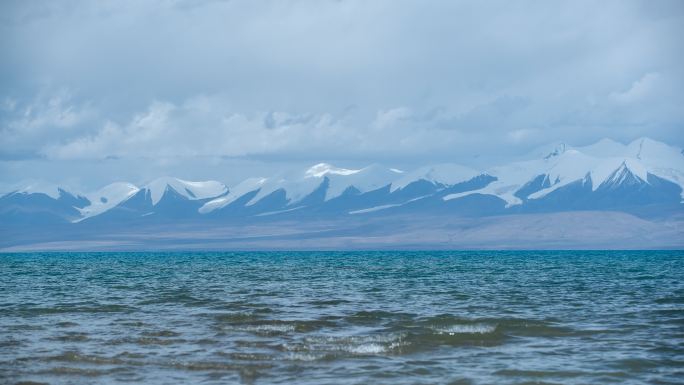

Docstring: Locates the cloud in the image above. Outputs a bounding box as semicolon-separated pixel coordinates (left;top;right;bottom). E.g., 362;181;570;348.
1;0;683;186
41;97;349;160
508;128;539;144
610;72;661;104
372;108;412;130
13;81;684;166
0;89;95;159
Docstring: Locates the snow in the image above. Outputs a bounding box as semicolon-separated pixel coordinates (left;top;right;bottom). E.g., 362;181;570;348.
199;177;267;213
576;138;627;157
600;138;684;195
349;204;401;214
17;137;681;221
444;137;684;205
145;177;228;205
78;177;229;218
443;157;545;206
245;174;322;206
77;182;140;221
391;163;480;192
524;141;568;160
325;164;401;201
243;163;401;207
627;138;684;199
305;163;359;177
15;181;65;199
349;195;431;215
255;206;305;217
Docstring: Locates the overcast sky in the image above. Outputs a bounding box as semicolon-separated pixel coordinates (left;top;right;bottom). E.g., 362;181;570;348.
1;0;683;191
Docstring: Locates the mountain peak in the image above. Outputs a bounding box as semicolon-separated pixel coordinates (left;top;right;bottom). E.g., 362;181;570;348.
524;141;568;161
145;177;227;205
543;142;568;159
4;137;683;224
13;181;85;200
599;160;648;188
305;163;360;178
78;182;140;221
391;163;479;192
581;138;626;155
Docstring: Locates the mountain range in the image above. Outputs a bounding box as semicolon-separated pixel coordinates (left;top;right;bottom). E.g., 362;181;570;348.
2;137;683;250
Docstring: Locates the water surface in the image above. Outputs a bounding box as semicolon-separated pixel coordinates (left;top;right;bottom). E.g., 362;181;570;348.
1;251;683;384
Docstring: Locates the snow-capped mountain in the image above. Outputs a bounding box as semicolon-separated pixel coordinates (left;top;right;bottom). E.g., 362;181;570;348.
249;163;402;205
391;164;480;192
145;177;228;205
2;137;682;227
198;177;268;214
11;181;72;200
0;185;89;224
78;182;140;220
81;177;229;222
200;163;403;214
443;137;684;208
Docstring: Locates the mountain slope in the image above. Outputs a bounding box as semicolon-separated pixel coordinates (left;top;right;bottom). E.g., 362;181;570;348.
0;188;89;224
1;137;682;226
443;138;684;212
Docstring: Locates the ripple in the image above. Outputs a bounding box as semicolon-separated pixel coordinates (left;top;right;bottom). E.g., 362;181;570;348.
137;292;213;307
2;250;683;385
307;299;352;306
141;330;181;337
219;352;274;361
281;333;408;357
46;351;124;365
239;324;296;334
169;360;272;372
55;321;79;328
105;336;186;346
0;338;24;348
14;381;50;385
495;369;585;378
12;304;135;316
40;366;116;377
50;333;90;342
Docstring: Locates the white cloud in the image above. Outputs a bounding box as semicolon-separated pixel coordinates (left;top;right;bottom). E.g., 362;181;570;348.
610;72;662;103
372;107;412;130
41;97;350;160
508;128;539;143
0;90;95;158
1;0;683;185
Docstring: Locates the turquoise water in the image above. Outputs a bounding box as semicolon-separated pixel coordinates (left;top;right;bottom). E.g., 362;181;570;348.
1;251;683;384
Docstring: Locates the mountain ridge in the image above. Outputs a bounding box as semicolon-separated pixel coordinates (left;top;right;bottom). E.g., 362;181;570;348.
2;137;683;226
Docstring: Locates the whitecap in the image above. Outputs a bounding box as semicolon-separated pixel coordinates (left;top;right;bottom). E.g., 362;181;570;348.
433;324;496;335
241;324;295;333
347;343;386;354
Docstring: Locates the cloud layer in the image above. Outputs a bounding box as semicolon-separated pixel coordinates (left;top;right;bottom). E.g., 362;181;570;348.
1;0;683;188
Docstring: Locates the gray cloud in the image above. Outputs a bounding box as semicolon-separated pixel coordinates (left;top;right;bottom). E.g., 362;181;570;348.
1;0;683;189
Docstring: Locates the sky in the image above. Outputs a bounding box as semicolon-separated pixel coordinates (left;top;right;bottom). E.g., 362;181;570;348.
1;0;683;192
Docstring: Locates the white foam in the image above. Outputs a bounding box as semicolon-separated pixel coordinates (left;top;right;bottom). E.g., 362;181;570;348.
433;324;496;335
241;324;295;333
347;343;387;354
